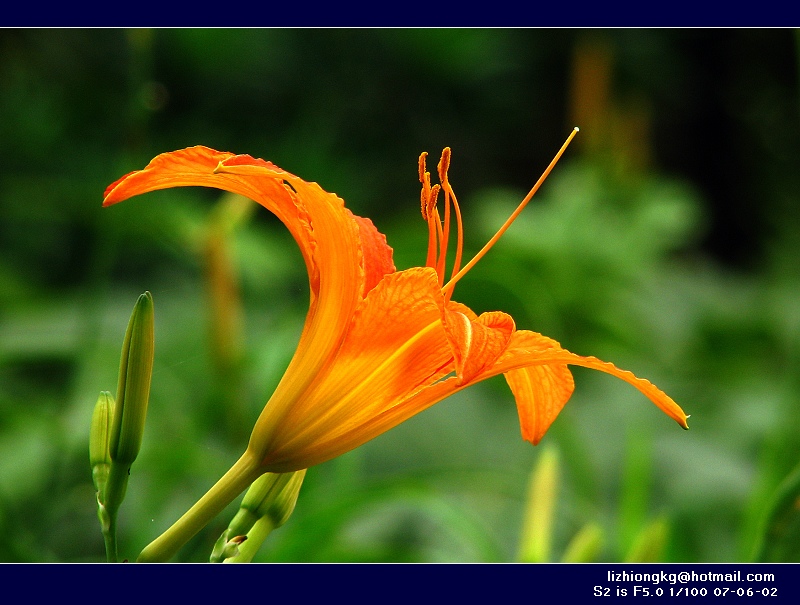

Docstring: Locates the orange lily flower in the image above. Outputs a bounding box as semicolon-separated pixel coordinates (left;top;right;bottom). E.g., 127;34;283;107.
103;138;688;476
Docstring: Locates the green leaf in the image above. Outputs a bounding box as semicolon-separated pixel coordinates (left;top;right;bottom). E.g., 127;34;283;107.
517;446;559;563
751;462;800;562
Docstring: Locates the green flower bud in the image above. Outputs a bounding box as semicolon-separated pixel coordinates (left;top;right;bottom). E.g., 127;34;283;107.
97;293;155;562
242;473;291;520
262;469;305;529
109;291;155;465
212;470;306;563
227;473;291;538
89;391;115;495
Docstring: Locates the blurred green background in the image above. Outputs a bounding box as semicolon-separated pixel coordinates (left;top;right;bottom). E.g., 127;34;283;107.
2;29;800;563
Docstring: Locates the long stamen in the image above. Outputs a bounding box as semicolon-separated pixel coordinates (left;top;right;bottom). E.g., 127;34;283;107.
437;148;465;291
436;149;452;287
419;152;441;271
425;186;440;269
441;127;579;297
447;184;464;285
437;187;450;286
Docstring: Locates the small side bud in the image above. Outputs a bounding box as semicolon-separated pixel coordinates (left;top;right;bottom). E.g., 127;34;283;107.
89;391;115;496
210;529;248;563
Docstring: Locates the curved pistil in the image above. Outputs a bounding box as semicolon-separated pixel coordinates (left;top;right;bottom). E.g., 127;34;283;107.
419;128;580;300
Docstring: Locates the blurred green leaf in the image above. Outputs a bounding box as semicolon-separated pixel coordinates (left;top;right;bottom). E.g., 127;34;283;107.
562;522;604;563
517;447;559;563
625;516;669;563
751;462;800;562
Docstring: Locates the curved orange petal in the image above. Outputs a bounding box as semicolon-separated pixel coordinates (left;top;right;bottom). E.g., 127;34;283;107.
340;321;686;448
559;354;688;429
103;147;317;275
442;308;515;384
255;267;454;471
492;330;689;431
214;156;395;297
504;364;575;445
103;147;397;456
213;157;387;443
352;214;396;296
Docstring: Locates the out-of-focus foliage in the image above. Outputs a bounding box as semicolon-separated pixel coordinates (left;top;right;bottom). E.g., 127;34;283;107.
1;29;799;562
751;462;800;563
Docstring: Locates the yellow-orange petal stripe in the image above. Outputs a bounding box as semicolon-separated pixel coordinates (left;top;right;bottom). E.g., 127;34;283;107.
258;267;454;470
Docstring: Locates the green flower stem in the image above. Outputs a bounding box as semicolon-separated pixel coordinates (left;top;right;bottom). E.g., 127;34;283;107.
101;461;131;562
101;510;117;563
137;451;263;562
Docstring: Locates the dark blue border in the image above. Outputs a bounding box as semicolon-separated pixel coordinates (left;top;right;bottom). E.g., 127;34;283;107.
3;2;800;27
1;563;796;600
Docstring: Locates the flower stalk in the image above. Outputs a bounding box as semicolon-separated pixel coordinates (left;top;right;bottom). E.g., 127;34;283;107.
137;451;262;562
93;291;155;562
